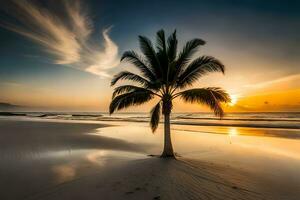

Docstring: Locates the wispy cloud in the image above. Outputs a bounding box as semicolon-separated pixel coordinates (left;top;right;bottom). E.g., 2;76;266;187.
0;0;119;77
244;74;300;89
85;28;119;77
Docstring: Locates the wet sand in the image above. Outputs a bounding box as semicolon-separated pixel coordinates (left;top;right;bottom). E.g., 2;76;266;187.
0;118;299;200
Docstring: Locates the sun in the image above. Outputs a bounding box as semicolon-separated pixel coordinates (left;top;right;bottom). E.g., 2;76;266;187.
229;127;238;137
229;94;238;106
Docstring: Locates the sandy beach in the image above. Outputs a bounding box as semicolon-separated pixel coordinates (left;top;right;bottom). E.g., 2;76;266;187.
0;118;299;200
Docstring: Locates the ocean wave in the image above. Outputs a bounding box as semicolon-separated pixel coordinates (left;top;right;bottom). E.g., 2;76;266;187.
175;116;300;122
1;112;299;130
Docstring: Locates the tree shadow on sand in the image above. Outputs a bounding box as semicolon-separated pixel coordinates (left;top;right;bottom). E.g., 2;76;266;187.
27;157;264;200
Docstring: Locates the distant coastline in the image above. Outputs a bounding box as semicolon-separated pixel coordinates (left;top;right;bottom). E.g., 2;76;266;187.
0;102;24;111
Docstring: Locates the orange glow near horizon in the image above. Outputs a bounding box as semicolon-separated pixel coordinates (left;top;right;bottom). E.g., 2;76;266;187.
0;80;299;112
224;89;300;112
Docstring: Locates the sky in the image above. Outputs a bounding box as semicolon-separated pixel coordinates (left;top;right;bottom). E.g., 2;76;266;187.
0;0;299;112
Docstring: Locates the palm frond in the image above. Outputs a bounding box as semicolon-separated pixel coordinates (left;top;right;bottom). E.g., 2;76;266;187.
112;85;154;98
110;71;150;87
121;51;156;81
156;29;166;53
178;87;230;117
150;101;161;132
177;56;225;88
167;30;177;62
156;30;169;81
110;30;230;124
156;53;169;82
139;36;162;78
172;39;205;83
177;38;206;65
109;90;154;114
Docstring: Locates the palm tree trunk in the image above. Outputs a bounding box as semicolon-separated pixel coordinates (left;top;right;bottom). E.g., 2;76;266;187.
161;113;174;158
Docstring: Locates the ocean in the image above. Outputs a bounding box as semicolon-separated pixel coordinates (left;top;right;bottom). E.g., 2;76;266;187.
0;111;299;129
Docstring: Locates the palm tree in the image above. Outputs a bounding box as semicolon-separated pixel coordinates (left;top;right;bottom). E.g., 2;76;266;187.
109;29;231;158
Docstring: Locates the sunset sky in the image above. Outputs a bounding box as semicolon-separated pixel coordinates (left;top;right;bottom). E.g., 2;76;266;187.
0;0;299;112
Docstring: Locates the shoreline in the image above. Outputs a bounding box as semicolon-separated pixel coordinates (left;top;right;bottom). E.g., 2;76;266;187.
1;116;299;140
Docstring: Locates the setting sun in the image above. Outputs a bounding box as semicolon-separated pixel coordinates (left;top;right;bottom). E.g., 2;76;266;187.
229;94;239;106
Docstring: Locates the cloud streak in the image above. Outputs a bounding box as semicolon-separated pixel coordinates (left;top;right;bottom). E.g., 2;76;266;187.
244;74;300;89
1;0;119;77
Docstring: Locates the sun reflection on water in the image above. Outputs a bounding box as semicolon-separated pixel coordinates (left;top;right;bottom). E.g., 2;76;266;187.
228;127;239;144
229;127;239;137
